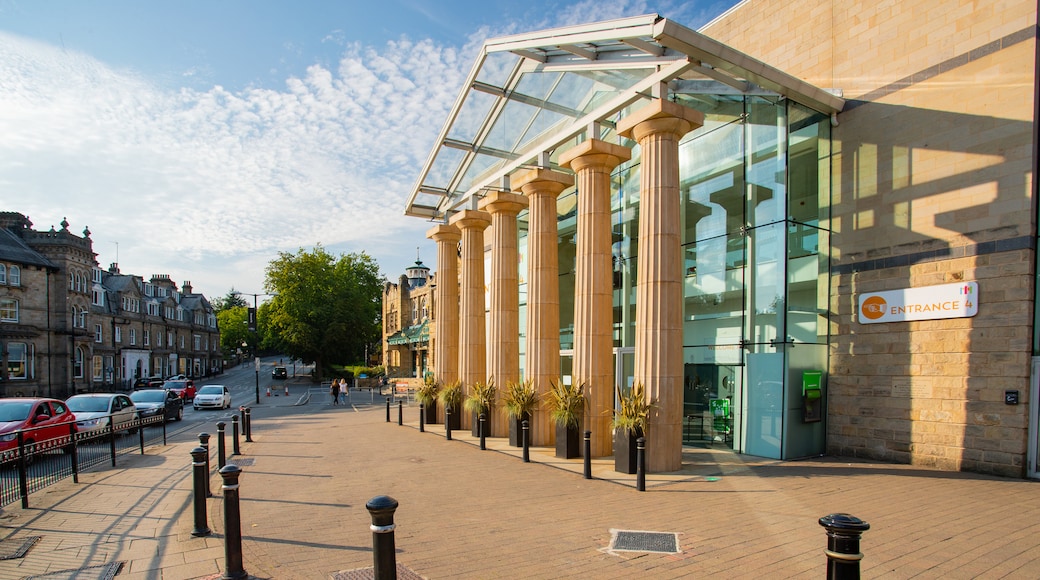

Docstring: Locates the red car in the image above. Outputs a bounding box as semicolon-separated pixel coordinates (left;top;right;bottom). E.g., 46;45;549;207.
163;379;196;402
0;398;77;454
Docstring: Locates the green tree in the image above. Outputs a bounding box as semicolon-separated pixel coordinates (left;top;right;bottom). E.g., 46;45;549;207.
212;287;249;313
263;245;383;380
217;305;251;358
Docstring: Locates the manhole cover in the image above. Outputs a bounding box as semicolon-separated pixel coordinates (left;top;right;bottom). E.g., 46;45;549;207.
610;530;680;554
332;564;425;579
227;457;255;466
0;535;39;560
22;561;123;580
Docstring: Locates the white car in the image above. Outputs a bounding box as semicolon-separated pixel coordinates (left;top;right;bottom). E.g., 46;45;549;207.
193;385;231;410
66;393;138;434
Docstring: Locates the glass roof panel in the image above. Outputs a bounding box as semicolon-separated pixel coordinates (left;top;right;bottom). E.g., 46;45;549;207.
516;108;569;153
448;89;496;143
425;146;466;190
476;51;519;87
484;99;542;153
459;152;505;193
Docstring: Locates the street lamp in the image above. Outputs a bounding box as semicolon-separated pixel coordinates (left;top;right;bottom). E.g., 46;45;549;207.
233;291;276;404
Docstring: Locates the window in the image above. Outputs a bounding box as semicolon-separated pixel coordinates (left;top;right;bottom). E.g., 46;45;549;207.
143;330;150;346
8;266;17;286
92;289;104;306
193;335;201;350
74;347;84;379
129;328;137;346
115;327;122;343
180;335;185;348
167;331;174;346
148;302;159;316
94;323;102;343
6;342;29;379
0;298;17;322
156;331;163;347
92;355;102;379
79;308;87;328
0;264;5;284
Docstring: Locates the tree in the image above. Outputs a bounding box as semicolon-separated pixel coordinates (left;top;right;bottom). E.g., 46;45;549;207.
217;306;251;359
212;288;249;313
263;245;383;380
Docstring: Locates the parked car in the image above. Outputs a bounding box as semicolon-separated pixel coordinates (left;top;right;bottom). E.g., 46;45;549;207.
272;366;288;379
66;393;138;435
0;398;77;453
164;379;196;402
166;374;187;381
193;385;231;410
133;376;165;390
129;389;184;422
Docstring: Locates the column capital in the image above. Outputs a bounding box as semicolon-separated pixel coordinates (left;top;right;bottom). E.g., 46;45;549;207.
560;139;631;173
426;223;461;243
617;99;704;142
478;191;528;217
512;167;574;198
449;209;491;231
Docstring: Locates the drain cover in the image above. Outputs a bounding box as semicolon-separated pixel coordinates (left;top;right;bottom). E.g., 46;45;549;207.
332;564;425;579
610;530;680;554
0;536;39;560
227;457;255;466
22;561;123;580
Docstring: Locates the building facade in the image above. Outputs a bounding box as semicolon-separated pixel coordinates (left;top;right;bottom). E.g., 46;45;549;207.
382;258;434;380
0;212;222;398
402;2;1040;478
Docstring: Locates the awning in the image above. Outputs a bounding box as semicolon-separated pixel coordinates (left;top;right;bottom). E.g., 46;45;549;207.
387;322;430;346
405;13;845;220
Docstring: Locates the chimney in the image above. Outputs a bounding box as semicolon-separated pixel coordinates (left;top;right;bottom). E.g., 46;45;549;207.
182;281;193;295
109;262;120;273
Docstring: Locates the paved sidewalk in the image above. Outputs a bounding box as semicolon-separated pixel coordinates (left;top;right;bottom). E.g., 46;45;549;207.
0;397;1038;579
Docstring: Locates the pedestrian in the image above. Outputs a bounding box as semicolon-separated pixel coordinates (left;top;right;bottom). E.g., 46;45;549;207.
331;379;341;405
339;378;348;404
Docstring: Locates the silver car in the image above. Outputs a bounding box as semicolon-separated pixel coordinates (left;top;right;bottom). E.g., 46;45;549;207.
66;393;138;434
193;385;231;410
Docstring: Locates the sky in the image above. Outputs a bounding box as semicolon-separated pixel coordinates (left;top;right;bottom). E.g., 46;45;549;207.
0;0;739;302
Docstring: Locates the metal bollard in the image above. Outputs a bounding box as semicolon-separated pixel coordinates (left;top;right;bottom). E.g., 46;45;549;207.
190;447;211;537
198;433;212;497
386;397;391;422
366;495;399;580
819;513;870;580
522;419;530;463
445;407;453;441
216;422;227;469
398;401;403;426
583;431;592;479
231;416;240;456
419;403;425;433
479;413;487;450
243;408;253;443
219;465;248;580
636;436;646;492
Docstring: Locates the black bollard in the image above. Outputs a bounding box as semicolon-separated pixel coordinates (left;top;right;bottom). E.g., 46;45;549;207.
445;407;453;441
366;495;399;580
398;401;403;426
522;419;530;463
419;403;425;433
190;447;211;537
219;465;248;580
216;422;227;469
243;408;253;443
479;413;487;450
386;397;391;423
583;431;592;479
819;513;870;580
198;433;212;497
231;416;240;456
636;436;646;492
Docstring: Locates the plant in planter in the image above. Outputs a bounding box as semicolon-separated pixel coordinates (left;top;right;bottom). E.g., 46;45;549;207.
463;378;496;437
613;382;653;474
438;379;463;431
416;374;439;424
544;379;585;459
503;380;538;447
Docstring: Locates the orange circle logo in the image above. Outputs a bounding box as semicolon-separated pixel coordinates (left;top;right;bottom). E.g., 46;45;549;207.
861;296;887;320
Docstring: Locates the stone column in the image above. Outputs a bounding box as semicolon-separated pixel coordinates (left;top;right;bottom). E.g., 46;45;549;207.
560;140;631;457
617;99;703;472
449;209;491;430
478;192;528;437
514;168;574;446
427;223;462;423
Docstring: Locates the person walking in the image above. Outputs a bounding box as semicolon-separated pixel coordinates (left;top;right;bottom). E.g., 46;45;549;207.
330;379;341;406
339;377;348;404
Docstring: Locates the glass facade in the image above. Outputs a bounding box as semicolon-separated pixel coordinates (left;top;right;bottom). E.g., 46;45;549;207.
523;95;832;460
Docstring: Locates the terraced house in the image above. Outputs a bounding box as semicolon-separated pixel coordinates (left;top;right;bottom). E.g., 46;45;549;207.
402;1;1040;478
0;212;222;398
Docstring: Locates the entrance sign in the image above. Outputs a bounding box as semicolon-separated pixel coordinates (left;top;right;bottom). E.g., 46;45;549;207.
858;281;978;324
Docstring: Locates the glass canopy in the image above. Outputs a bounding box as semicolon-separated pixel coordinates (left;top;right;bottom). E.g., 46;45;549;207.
405;13;844;220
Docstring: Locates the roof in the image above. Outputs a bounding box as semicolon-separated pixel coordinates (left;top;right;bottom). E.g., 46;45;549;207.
0;228;57;269
387;321;430;346
405;13;844;220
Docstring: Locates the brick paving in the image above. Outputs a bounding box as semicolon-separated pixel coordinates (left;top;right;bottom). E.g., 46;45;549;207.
0;393;1037;579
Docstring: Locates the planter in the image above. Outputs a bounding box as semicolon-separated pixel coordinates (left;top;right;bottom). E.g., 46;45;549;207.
613;428;643;474
555;422;581;459
508;413;531;447
422;400;438;424
444;405;462;431
471;409;492;438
